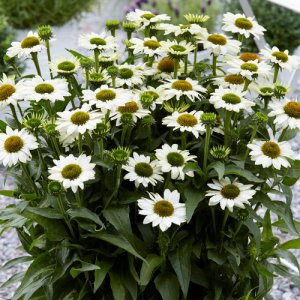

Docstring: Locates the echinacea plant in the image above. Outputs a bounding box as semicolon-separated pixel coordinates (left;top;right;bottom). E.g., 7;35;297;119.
0;9;300;300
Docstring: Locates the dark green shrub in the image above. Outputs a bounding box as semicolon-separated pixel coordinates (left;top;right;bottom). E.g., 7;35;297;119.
0;0;96;29
226;0;300;53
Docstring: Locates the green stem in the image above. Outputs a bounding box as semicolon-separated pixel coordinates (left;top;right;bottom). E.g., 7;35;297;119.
273;64;280;83
242;78;251;92
243;124;258;161
144;26;150;38
164;173;171;190
220;208;230;252
105;164;122;208
17;103;23;118
224;110;232;147
57;194;76;239
181;131;187;150
51;137;61;158
12;64;22;77
9;104;21;129
85;70;90;89
232;221;243;240
193;41;198;69
45;100;52;117
31;52;42;77
147;55;155;67
94;49;100;72
99;138;104;160
212;53;217;76
21;163;40;196
121;126;128;146
45;40;53;79
147;125;152;151
203;126;211;171
75;189;82;208
34;132;47;172
112;76;116;88
173;59;179;79
78;133;83;154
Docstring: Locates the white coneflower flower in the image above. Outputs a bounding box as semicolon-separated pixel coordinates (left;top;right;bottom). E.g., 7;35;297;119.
137;189;186;232
0;74;24;110
159;23;208;39
161;77;206;101
123;152;163;188
138;86;165;110
82;85;132;112
48;154;95;193
222;12;265;39
49;56;80;75
110;99;150;126
260;46;300;71
227;58;271;80
6;31;45;59
56;104;103;136
206;177;256;212
130;36;164;57
160;40;195;59
155;144;196;180
21;76;70;102
214;73;245;88
269;99;300;130
126;9;170;30
78;32;117;51
201;33;241;56
115;63;145;87
0;127;38;167
162;110;206;138
247;138;293;170
88;67;110;85
209;86;254;112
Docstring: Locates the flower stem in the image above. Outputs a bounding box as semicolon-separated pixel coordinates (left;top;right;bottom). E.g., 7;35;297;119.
193;41;198;69
78;133;83;154
121;126;128;146
243;124;258;161
99;138;104;160
181;131;187;150
232;221;243;240
31;53;42;77
173;59;179;79
212;53;217;76
220;208;229;252
224;110;232;147
94;49;100;72
144;26;150;38
57;194;76;239
85;70;90;89
147;55;155;67
164;173;171;190
12;64;22;78
75;189;82;208
242;78;251;92
203;126;211;171
51;137;61;158
105;164;122;208
21;163;40;197
273;65;280;83
9;104;21;129
45;40;53;79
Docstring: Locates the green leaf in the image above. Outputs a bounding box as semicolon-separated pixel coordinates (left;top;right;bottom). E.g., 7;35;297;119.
68;207;104;227
224;245;240;266
183;162;203;176
154;272;179;300
70;261;100;279
66;49;88;59
183;187;205;223
207;161;225;179
224;165;264;183
0;256;32;273
262;210;273;241
0;189;18;198
109;270;126;300
279;238;300;250
288;160;300;178
94;259;114;293
168;238;193;298
0;120;7;133
140;254;163;286
282;177;298;186
25;207;62;219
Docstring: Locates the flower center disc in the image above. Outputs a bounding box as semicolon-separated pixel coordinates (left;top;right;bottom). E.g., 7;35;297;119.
284;101;300;119
241;63;258;72
144;40;161;50
272;51;288;63
234;17;253;30
4;136;24;153
141;13;155;20
118;101;139;113
158;57;174;72
222;93;241;104
207;34;227;45
167;152;184;166
261;141;281;158
35;83;54;94
96;89;116;101
170;45;186;52
57;61;75;71
90;37;107;46
224;74;244;85
61;164;82;180
119;68;133;79
240;52;260;62
153;200;174;217
171;80;193;91
0;84;16;101
260;87;273;95
134;162;153;177
221;184;240;199
21;36;40;48
177;113;198;127
70;111;90;125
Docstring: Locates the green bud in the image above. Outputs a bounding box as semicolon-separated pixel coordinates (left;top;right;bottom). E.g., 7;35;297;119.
38;25;53;41
48;180;63;195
